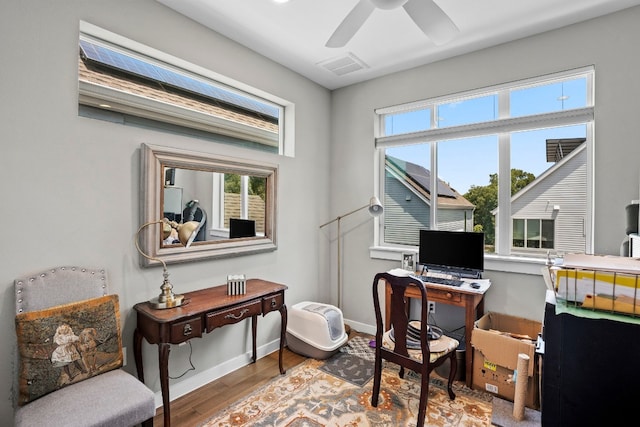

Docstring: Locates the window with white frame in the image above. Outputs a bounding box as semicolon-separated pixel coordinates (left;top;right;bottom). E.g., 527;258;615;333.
222;173;267;235
513;218;555;249
375;67;594;259
78;22;292;156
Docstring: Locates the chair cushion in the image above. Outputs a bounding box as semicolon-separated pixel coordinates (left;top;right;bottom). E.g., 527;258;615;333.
15;295;123;405
382;329;458;363
14;369;156;427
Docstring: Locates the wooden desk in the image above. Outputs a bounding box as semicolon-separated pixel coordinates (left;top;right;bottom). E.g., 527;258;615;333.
384;280;488;387
133;279;288;427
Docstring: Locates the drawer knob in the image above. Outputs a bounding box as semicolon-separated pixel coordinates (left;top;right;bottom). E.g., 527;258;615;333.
270;298;277;308
446;292;453;299
183;323;193;336
225;308;249;320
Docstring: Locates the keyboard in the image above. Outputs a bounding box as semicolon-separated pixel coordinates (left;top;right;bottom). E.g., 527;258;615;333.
416;275;464;287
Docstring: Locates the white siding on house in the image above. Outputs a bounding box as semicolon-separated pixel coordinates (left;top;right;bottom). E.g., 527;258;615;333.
384;171;475;245
511;147;587;253
385;171;429;245
438;208;475;232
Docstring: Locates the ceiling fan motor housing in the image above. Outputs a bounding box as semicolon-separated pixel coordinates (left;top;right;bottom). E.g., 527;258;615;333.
370;0;409;10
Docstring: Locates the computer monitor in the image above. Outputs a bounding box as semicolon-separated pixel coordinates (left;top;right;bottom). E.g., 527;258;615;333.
229;218;256;239
418;230;484;278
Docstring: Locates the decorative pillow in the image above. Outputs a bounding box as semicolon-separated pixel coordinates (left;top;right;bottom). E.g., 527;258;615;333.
15;294;123;405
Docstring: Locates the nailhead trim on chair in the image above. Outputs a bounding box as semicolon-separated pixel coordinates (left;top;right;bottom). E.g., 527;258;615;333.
15;267;108;314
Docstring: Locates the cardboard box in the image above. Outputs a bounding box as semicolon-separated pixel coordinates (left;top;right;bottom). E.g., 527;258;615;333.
471;312;541;409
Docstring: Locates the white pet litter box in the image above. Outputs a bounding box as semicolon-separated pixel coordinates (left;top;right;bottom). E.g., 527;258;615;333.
286;301;348;359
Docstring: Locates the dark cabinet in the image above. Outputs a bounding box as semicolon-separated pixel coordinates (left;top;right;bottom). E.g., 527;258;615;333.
542;290;640;426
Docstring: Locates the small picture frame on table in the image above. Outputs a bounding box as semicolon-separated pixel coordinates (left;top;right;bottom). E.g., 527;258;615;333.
401;252;416;272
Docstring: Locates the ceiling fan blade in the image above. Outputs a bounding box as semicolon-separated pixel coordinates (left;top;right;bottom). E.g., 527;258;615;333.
403;0;459;45
326;0;376;48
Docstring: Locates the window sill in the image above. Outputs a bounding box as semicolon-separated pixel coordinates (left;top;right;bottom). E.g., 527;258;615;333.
370;246;546;276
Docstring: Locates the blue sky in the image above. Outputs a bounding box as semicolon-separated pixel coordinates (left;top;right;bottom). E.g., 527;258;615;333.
385;78;587;194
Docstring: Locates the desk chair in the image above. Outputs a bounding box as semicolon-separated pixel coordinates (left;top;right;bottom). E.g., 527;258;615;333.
13;266;155;427
371;272;458;427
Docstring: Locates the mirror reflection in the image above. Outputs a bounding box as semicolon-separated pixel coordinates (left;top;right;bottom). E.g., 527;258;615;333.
161;167;267;246
139;143;278;266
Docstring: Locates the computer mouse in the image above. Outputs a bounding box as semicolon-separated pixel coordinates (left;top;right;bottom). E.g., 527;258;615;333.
470;282;480;289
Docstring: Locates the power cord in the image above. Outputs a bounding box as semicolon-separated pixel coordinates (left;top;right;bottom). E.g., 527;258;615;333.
168;341;196;380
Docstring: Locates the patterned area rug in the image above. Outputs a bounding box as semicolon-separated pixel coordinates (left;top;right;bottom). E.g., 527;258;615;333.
318;336;376;386
339;335;376;361
200;355;493;426
319;352;374;386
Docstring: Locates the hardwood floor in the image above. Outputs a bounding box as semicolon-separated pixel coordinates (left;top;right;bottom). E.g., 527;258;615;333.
152;348;307;427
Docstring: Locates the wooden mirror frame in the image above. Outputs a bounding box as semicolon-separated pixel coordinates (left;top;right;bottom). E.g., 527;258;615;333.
139;143;278;266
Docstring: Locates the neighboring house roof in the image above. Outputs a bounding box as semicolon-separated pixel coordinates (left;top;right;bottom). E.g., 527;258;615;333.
546;137;586;162
78;53;278;135
386;156;474;209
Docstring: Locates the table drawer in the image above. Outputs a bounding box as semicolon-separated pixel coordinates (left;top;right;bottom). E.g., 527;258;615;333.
262;292;284;314
427;288;463;304
170;316;202;344
207;299;261;331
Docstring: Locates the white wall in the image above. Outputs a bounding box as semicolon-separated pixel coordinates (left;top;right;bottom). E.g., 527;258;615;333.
0;0;331;421
329;7;640;332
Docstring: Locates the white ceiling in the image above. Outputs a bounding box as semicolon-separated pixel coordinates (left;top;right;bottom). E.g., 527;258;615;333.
156;0;640;90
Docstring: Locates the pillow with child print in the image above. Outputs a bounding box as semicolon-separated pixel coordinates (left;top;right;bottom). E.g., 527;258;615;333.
15;295;123;405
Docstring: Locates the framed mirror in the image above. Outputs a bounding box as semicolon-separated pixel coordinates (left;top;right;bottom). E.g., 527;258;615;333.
139;143;278;266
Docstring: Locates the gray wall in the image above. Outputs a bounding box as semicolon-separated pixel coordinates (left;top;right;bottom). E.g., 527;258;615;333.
3;0;640;422
1;0;331;421
329;6;640;332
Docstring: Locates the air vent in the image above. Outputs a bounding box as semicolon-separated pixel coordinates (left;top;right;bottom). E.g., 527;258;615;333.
317;53;368;76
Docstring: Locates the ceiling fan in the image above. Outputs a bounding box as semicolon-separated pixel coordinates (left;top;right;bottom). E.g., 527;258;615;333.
326;0;459;48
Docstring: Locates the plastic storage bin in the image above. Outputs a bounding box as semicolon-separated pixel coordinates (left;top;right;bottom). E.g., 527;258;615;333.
286;301;348;359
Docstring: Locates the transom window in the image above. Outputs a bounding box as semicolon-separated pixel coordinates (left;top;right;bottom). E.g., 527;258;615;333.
78;21;292;156
375;67;594;259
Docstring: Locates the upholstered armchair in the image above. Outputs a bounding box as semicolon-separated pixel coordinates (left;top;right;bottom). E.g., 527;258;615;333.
13;266;155;427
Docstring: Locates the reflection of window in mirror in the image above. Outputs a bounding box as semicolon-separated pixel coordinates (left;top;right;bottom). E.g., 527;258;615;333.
142;143;277;266
161;167;268;244
224;174;266;238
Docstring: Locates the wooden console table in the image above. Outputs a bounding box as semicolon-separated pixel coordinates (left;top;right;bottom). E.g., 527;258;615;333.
384;279;488;387
133;279;288;427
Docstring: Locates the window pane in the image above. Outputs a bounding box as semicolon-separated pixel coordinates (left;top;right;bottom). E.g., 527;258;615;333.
79;33;283;154
513;219;525;247
439;136;498;252
378;68;593;259
526;219;541;248
384;144;431;245
512;125;586;177
437;94;498;128
541;220;555;249
511;124;586;253
223;174;267;235
510;78;587;117
384;109;431;136
224;173;242;229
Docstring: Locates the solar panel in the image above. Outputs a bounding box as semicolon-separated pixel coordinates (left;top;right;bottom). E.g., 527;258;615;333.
389;156;457;198
79;39;279;119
